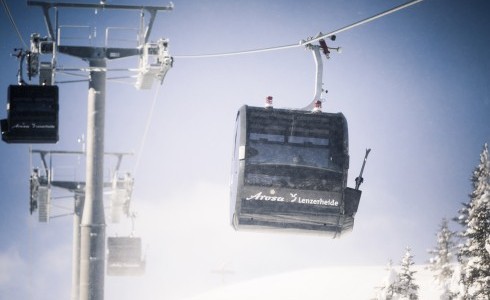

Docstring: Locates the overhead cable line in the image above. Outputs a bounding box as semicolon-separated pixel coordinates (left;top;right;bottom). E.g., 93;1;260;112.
132;83;162;176
174;0;423;59
173;43;299;59
1;0;28;49
302;0;423;46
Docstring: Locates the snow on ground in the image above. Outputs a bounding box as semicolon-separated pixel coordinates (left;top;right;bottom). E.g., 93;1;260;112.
184;265;440;300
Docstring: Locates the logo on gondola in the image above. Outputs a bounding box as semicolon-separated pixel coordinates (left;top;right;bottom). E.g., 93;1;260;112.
32;124;55;129
11;123;55;129
290;193;339;206
245;191;339;207
246;192;285;202
11;123;30;129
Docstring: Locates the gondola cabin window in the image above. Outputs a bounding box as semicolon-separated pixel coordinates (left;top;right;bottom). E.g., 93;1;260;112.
245;132;342;192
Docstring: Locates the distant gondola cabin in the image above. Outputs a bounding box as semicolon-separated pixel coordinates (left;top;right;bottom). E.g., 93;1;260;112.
230;105;362;237
1;85;59;143
107;236;145;276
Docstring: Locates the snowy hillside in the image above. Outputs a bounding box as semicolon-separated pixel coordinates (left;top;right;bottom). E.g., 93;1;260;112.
184;265;440;300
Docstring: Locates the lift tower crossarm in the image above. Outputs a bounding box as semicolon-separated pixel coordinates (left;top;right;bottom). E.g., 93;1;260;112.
27;1;174;44
27;1;174;11
31;149;134;156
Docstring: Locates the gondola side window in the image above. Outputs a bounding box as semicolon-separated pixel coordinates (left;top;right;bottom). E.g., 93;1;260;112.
249;132;285;143
288;136;329;146
244;132;343;192
246;133;335;171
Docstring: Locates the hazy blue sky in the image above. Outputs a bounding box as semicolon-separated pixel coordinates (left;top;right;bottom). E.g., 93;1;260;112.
0;0;489;299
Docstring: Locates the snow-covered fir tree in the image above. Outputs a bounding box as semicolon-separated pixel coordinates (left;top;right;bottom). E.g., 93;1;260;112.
397;248;419;299
457;143;490;299
427;218;456;286
427;218;458;299
454;202;470;232
452;196;470;298
374;259;399;300
374;249;419;300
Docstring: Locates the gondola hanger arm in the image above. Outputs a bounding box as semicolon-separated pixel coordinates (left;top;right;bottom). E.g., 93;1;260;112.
302;35;341;111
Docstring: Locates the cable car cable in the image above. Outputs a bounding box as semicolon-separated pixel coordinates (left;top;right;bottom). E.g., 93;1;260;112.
301;0;423;46
1;0;28;49
132;83;162;176
173;0;423;59
173;43;299;59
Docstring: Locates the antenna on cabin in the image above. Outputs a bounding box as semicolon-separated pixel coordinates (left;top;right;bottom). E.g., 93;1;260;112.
355;148;371;190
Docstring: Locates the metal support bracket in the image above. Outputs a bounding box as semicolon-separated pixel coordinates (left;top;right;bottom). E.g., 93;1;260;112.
302;35;340;111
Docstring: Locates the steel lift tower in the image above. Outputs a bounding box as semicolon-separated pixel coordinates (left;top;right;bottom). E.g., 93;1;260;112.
25;2;173;299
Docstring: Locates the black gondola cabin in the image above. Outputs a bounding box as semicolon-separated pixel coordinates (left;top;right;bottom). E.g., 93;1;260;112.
107;236;145;276
1;85;59;143
230;105;362;237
